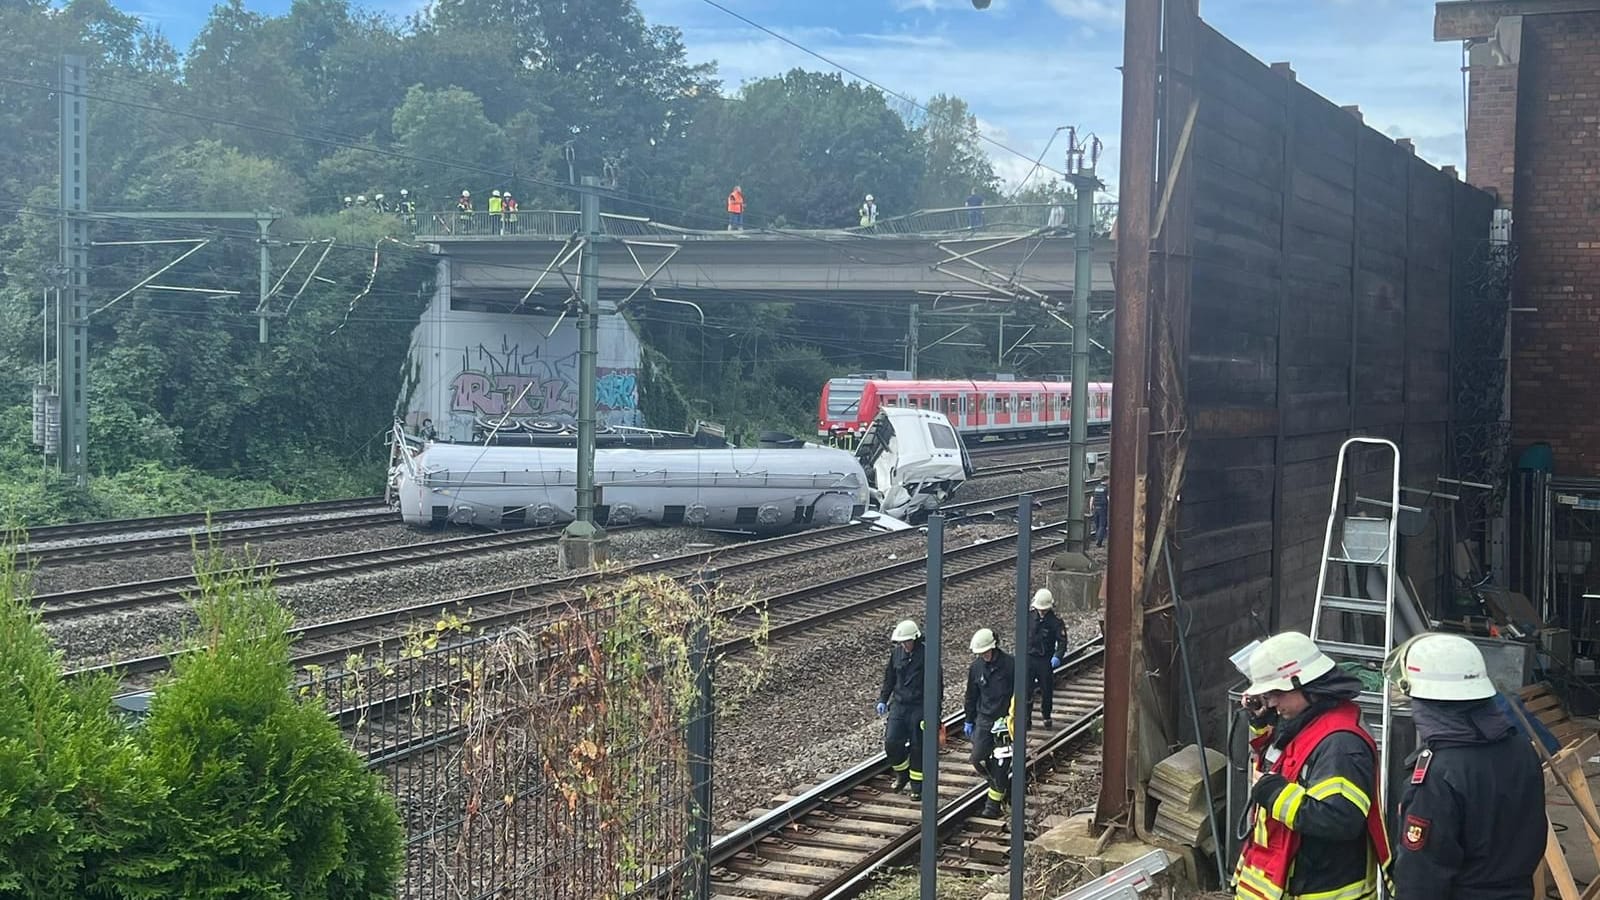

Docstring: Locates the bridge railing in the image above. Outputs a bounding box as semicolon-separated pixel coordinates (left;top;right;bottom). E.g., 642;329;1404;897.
411;203;1120;239
854;202;1119;236
415;210;687;238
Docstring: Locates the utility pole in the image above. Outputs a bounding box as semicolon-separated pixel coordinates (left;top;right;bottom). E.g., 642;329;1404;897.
560;174;609;568
257;216;273;343
56;55;89;486
1065;161;1100;553
906;303;920;378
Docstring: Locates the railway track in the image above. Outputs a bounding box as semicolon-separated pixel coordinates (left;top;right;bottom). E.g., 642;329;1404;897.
343;515;1074;765
20;511;398;567
67;486;1086;693
691;638;1106;899
35;526;570;621
18;496;386;545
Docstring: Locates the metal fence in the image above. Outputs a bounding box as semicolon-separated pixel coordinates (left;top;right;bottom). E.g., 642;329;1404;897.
309;583;715;899
409;203;1121;240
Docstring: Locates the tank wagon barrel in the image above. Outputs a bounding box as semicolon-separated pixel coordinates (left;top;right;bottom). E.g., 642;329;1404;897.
393;442;869;532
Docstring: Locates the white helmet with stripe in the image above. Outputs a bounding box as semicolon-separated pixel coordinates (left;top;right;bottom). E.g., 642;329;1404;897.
1241;631;1336;696
1387;633;1496;701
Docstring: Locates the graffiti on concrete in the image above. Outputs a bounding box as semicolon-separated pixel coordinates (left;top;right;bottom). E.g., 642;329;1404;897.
450;339;578;417
446;339;641;420
596;368;639;413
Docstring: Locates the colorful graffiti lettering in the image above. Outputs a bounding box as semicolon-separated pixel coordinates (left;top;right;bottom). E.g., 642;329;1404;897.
596;369;639;412
449;339;578;417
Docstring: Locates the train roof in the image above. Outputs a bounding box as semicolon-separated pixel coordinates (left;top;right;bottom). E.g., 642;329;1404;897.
840;379;1112;392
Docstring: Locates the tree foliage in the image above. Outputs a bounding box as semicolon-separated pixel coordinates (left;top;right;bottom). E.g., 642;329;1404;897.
0;541;403;898
0;0;1075;524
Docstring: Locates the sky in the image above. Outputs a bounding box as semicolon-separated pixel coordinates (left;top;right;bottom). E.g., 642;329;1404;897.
117;0;1467;192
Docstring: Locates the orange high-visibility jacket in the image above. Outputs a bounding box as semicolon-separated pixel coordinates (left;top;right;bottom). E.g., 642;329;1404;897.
727;189;745;214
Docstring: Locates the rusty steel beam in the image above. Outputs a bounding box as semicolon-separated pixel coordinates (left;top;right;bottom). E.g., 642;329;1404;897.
1435;0;1600;39
1098;0;1161;829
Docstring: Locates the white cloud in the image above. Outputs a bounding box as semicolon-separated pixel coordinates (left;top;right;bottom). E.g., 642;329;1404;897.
1046;0;1123;28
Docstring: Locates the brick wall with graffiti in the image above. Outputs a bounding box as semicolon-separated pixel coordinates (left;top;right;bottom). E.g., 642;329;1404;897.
399;293;644;441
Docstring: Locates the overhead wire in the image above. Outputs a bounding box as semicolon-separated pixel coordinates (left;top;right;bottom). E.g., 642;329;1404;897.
690;0;1071;179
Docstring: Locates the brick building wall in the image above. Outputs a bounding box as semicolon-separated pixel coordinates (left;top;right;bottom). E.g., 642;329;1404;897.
1467;48;1518;207
1511;12;1600;474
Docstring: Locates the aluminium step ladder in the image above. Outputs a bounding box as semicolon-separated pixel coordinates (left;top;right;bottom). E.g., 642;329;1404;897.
1309;437;1410;801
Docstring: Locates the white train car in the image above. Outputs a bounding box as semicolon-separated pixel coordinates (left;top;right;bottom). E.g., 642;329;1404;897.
391;439;870;532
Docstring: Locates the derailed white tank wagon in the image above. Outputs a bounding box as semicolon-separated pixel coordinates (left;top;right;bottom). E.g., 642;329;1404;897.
391;439;870;533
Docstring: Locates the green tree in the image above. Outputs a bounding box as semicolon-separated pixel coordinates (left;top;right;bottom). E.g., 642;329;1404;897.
390;84;508;195
0;543;169;899
679;70;922;228
133;558;402;897
913;94;1000;209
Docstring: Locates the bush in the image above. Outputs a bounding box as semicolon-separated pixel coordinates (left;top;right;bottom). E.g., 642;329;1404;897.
0;538;167;899
0;540;403;899
131;555;403;898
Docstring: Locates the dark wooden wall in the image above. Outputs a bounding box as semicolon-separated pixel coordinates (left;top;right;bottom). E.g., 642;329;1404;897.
1160;24;1495;744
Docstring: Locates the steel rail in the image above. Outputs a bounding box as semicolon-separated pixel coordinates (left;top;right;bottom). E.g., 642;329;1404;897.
17;496;385;544
348;521;1073;768
680;638;1107;900
21;511;398;567
35;526;578;621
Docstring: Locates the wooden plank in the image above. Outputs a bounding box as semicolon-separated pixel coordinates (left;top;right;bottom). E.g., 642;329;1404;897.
1546;819;1582;900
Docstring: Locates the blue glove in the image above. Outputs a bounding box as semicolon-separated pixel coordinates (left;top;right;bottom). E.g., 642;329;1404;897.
875;702;888;717
964;722;975;738
1051;655;1061;668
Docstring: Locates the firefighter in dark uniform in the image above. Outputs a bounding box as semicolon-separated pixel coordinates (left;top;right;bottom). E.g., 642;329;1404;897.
1234;631;1392;900
1388;633;1545;900
1026;588;1068;728
963;627;1015;818
875;619;941;800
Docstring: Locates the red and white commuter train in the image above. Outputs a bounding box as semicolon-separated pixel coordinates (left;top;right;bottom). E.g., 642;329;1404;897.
818;377;1113;441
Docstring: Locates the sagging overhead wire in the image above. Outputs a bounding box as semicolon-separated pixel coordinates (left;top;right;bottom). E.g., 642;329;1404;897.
331;236;415;335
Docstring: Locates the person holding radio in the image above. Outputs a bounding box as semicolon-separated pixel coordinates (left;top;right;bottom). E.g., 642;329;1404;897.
1232;632;1392;900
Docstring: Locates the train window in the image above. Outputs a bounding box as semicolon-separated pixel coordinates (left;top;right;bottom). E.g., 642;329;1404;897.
930;422;960;450
946;397;959;415
826;381;864;417
1020;395;1032;411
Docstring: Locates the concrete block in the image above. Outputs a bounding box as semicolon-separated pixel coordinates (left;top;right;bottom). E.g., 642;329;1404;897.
1048;555;1103;614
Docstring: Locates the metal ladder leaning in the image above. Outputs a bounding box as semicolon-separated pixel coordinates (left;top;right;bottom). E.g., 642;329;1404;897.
1309;436;1403;793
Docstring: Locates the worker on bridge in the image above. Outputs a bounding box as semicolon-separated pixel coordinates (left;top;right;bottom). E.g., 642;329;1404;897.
1234;631;1391;900
875;619;941;801
963;627;1015;818
1387;633;1544;900
1025;589;1068;728
727;185;744;231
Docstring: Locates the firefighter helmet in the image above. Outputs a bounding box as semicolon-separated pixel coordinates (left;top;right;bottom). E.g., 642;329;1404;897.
1031;588;1054;610
891;619;921;643
1386;633;1496;701
970;627;997;654
1241;631;1336;696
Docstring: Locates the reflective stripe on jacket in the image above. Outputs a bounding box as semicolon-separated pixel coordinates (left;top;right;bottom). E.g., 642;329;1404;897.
1234;701;1392;900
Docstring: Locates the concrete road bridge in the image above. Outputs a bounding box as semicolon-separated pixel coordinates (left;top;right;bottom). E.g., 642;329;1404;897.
399;203;1116;442
414;203;1117;310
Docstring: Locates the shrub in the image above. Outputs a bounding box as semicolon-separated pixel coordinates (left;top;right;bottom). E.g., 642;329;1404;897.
0;537;168;899
131;554;403;898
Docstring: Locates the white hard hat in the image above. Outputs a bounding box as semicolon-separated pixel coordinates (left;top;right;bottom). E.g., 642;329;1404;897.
492;189;501;197
461;189;470;196
1031;588;1054;610
1241;631;1336;696
891;619;921;643
865;193;874;201
970;628;997;654
343;196;352;202
1387;633;1496;701
400;188;409;196
375;193;384;200
356;194;366;202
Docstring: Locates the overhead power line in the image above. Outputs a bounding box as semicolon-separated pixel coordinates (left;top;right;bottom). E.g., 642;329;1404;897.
692;0;1069;179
